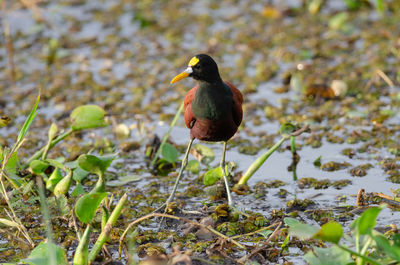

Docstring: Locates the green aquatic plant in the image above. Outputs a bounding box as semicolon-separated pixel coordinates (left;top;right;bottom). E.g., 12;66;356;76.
0;92;40;247
25;104;107;167
286;204;400;265
77;153;116;193
237;123;309;185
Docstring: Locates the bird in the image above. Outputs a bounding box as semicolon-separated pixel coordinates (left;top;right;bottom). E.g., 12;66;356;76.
162;54;243;209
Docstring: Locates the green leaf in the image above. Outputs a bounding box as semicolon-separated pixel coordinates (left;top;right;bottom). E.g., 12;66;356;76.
77;154;116;176
56;195;70;216
71;182;86;197
46;168;63;192
314;221;343;244
393;234;400;247
186;160;201;174
285;217;320;240
373;234;400;261
48;123;58;141
352;206;383;235
375;0;385;15
280;123;296;137
313;156;322;167
304;246;351;265
5;171;22;188
106;175;142;187
70;105;107;131
53;170;73;196
22;242;68;265
328;12;349;31
203;167;223;186
45;159;66;171
192;144;215;165
343;0;362;10
72;167;89;182
29;160;49;175
160;143;178;163
281;235;290;249
284;217;300;226
257;229;273;238
75;192;108;224
17;92;40;143
5;151;19;174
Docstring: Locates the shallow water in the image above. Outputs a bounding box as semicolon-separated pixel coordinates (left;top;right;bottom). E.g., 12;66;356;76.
1;0;400;263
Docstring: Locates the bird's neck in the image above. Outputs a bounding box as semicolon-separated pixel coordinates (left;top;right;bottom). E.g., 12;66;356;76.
192;80;233;121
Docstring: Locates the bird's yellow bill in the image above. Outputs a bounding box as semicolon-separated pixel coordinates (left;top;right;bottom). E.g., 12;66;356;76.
170;66;193;84
170;71;189;84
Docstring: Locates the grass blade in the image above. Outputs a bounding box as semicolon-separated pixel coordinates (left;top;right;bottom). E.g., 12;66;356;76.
17;91;40;143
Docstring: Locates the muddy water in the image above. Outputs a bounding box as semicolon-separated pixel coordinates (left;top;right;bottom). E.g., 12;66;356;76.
1;0;400;263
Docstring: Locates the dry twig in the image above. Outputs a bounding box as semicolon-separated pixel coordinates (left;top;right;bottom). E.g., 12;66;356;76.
119;213;246;259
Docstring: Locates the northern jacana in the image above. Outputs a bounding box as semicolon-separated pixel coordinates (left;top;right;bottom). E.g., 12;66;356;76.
163;54;243;208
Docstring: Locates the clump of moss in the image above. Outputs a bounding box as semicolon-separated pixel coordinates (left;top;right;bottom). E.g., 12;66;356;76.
216;222;240;236
326;134;345;144
332;179;352;189
341;148;356;158
349;163;373;177
304;134;322;148
320;161;351;171
137;243;166;258
253;180;287;198
286;198;315;211
305;209;333;223
298;177;330;189
276;188;288;198
388;173;400;184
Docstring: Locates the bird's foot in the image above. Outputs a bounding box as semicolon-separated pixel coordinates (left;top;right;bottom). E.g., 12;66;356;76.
152;202;168;214
228;204;250;218
152;201;180;230
152;201;179;214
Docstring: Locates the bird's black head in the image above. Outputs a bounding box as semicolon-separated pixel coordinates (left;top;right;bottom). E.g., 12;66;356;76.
171;54;222;84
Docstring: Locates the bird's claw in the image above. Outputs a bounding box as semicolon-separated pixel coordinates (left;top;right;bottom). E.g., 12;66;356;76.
152;202;168;214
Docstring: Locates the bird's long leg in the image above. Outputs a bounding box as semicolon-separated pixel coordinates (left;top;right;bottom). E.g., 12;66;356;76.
153;137;194;213
167;137;194;204
221;141;234;207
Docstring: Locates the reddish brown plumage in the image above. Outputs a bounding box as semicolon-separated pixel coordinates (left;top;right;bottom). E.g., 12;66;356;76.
184;81;243;142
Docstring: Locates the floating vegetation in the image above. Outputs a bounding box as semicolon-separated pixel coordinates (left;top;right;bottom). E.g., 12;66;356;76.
1;0;400;263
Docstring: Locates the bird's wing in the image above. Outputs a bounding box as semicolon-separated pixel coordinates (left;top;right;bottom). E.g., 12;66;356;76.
184;85;198;128
225;81;243;126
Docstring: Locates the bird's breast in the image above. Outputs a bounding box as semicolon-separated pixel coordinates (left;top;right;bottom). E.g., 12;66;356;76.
191;86;233;121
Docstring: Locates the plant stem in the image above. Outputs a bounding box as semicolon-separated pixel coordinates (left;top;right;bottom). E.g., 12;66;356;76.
355;234;361;265
337;244;380;265
238;137;288;185
290;136;296;154
151;102;184;166
88;193;127;262
25;128;74;166
73;224;91;265
290;136;298;181
238;125;309;185
359;237;373;265
36;176;57;265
